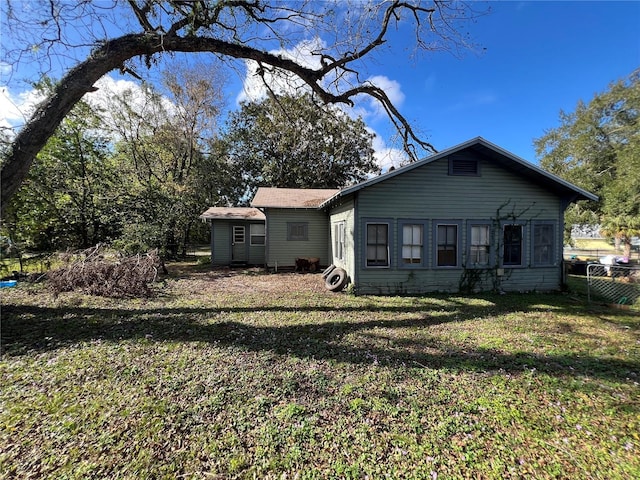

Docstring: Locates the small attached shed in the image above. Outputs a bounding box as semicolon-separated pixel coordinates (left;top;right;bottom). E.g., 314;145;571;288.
200;207;266;266
251;188;339;270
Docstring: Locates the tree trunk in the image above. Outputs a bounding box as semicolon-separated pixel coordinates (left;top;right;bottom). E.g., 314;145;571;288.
1;34;158;216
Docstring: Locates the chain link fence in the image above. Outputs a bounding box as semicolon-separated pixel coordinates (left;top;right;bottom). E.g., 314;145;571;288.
586;263;640;308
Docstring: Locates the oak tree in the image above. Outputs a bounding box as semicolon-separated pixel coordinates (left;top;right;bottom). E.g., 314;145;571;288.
221;93;378;201
535;69;640;254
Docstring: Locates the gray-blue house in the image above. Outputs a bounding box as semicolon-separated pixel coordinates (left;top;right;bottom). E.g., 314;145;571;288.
201;137;597;293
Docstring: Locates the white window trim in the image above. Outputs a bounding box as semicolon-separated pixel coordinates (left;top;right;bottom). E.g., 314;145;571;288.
233;225;245;244
398;220;428;269
466;221;493;269
333;221;346;261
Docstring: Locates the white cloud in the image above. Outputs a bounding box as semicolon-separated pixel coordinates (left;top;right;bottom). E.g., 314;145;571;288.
0;86;45;135
0;61;12;78
0;74;178;143
83;75;177;137
447;91;497;112
365;75;405;111
237;37;327;104
85;76;144;108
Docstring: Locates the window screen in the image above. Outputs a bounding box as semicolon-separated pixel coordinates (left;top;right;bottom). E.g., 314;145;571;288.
366;223;389;267
437;224;457;266
503;224;523;266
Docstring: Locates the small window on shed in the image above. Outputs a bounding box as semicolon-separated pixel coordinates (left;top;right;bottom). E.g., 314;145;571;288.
250;224;266;245
287;222;308;241
449;158;479;176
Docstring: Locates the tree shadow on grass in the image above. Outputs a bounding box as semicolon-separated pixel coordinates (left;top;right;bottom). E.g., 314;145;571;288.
1;295;638;383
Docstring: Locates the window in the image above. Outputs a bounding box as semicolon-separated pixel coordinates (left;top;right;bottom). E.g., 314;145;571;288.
233;226;245;244
250;223;265;246
533;223;554;265
287;222;308;241
402;224;423;264
366;223;389;267
503;224;523;266
449;158;479;176
333;222;345;261
436;224;458;267
469;224;490;267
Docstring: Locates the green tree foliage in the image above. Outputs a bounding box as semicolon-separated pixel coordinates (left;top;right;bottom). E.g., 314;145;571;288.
221;93;379;200
106;64;228;257
3;95;119;250
535;69;640;252
2;64;232;256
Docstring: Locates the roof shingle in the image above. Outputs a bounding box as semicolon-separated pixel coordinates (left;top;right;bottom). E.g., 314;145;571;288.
199;207;266;221
251;187;340;208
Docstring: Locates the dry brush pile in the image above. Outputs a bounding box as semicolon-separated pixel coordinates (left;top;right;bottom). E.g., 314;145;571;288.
47;245;164;298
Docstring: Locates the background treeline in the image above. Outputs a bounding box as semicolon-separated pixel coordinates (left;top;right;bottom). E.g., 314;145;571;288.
2;66;638;258
1;63;378;257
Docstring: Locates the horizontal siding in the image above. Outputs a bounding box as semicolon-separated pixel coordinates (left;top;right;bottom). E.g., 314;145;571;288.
328;198;356;282
357;155;561;219
355;267;562;295
210;220;265;266
266;208;330;268
211;221;231;265
353;153;564;294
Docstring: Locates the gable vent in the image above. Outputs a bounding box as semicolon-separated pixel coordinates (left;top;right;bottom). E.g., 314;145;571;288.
449;158;479;176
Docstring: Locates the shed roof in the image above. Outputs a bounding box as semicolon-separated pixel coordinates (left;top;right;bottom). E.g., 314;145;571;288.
320;137;598;208
251;187;340;208
199;207;265;221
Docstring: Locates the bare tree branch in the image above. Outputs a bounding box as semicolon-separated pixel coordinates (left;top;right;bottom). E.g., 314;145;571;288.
1;1;483;217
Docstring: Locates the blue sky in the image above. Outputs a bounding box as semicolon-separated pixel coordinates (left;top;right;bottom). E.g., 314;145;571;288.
1;1;639;169
363;0;640;164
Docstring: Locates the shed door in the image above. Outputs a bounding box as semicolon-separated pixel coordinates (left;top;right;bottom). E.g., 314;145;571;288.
232;225;246;262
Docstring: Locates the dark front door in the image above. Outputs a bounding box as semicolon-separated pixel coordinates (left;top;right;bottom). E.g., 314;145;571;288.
231;225;247;263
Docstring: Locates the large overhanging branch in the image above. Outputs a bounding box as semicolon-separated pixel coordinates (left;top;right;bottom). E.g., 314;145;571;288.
2;0;473;217
1;32;322;216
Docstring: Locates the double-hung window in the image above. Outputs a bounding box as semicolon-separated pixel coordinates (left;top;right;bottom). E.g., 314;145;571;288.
287;222;308;241
469;224;491;267
250;224;265;245
533;222;555;265
366;223;389;267
503;224;523;266
333;221;346;261
434;221;461;267
401;223;423;265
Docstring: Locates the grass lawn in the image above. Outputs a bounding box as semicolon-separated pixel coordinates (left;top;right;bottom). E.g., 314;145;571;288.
1;264;639;479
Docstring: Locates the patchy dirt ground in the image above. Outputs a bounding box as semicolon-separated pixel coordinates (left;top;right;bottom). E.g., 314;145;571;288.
165;263;331;296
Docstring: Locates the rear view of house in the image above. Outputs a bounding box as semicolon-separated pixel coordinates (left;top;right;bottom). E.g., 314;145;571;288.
201;137;596;294
322;137;597;294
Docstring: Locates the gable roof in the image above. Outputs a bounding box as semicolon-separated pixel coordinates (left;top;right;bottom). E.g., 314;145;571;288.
200;207;266;221
320;137;598;208
251;187;340;208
